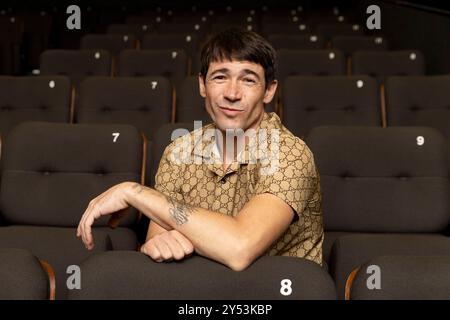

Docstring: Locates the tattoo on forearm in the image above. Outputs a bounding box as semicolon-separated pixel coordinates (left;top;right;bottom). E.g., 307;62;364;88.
166;196;196;225
131;183;147;194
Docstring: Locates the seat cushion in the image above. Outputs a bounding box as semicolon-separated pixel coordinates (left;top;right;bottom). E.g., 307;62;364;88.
0;248;49;299
351;255;450;300
100;227;138;250
330;233;450;299
0;225;113;299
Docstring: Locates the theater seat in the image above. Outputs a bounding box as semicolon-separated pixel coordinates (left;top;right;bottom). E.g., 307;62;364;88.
0;248;51;300
306;126;450;298
385;75;450;139
282;76;380;138
80;34;137;57
268;34;326;50
277;49;346;82
331;35;388;57
117;49;188;92
0;122;144;299
346;255;450;300
40;50;112;88
352;50;425;84
0;76;71;138
76;76;172;139
68;252;337;300
175;76;211;123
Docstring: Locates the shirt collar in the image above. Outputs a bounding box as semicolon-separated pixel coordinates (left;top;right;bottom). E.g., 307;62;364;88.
192;112;282;164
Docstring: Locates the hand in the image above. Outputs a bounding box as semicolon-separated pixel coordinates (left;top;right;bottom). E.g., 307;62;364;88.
140;230;194;262
77;182;135;250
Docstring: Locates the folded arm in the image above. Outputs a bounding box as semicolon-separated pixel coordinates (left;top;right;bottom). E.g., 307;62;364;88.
77;182;294;271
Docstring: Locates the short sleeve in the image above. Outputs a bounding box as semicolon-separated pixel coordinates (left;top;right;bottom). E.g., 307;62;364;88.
253;138;320;215
154;145;184;201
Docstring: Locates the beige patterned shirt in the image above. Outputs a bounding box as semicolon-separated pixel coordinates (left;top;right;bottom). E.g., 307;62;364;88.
155;112;324;265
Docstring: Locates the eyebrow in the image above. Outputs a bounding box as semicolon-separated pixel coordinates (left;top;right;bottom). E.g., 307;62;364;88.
209;68;261;80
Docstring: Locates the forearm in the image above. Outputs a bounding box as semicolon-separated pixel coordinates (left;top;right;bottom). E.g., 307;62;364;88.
126;183;250;270
146;221;168;241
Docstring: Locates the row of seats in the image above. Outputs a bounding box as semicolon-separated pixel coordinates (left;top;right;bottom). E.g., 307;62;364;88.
120;12;367;39
0;3;363;72
80;33;388;59
0;6;365;74
1;75;448;141
37;49;425;87
105;22;368;44
0;122;449;299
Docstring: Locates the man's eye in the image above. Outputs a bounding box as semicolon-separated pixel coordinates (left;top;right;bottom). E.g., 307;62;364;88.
213;75;226;80
243;78;256;83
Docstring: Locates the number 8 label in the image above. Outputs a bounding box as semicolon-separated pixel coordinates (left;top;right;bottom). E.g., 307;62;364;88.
280;279;292;296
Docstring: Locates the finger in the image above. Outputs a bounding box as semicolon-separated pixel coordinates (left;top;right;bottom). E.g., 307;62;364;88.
84;213;98;250
144;242;163;262
161;234;185;260
82;204;99;250
153;237;173;261
170;231;194;256
79;199;95;244
78;209;89;247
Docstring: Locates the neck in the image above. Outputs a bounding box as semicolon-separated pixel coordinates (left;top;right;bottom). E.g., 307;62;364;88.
218;111;265;166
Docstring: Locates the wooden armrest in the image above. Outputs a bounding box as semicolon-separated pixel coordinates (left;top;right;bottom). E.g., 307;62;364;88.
39;259;56;300
345;267;360;300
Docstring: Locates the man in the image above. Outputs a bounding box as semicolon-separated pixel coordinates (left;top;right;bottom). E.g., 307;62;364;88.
77;28;324;271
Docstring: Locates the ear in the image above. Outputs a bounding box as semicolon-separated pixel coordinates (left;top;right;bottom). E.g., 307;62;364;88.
263;80;278;104
198;73;206;98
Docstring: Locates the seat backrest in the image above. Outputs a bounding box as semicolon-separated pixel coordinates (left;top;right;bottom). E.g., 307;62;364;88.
349;255;450;300
176;76;211;123
80;34;137;57
0;76;70;137
385;75;450;139
76;76;172;139
157;23;208;40
352;50;425;84
268;34;325;50
106;24;153;41
306;126;450;233
0;122;142;227
69;252;337;299
40;50;111;88
282;76;380;137
261;23;310;37
277;49;346;82
141;34;199;61
331;35;388;57
316;23;364;41
117;49;187;91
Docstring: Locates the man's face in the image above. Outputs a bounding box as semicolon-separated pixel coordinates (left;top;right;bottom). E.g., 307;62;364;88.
199;59;277;132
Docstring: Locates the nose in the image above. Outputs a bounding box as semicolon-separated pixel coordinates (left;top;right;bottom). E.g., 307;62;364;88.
223;79;242;102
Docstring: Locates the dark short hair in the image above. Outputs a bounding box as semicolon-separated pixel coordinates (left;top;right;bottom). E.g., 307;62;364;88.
200;28;277;87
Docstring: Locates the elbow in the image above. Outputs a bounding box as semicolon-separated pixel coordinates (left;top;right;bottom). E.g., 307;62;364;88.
225;241;254;272
228;259;250;272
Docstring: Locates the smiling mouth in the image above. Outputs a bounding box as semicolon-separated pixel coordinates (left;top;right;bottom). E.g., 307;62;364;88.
219;106;244;112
